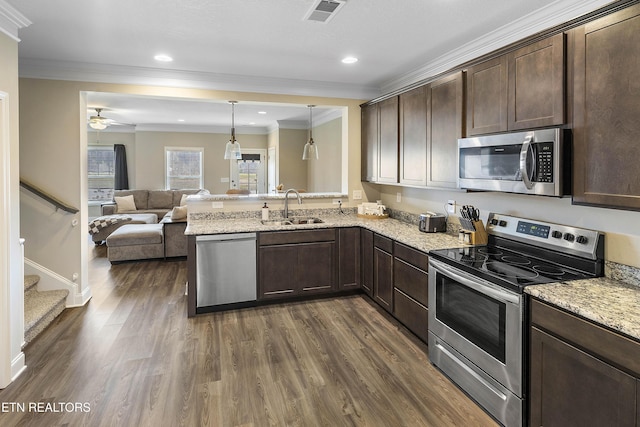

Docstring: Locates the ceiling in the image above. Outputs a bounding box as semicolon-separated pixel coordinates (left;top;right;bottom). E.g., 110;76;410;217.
6;0;613;131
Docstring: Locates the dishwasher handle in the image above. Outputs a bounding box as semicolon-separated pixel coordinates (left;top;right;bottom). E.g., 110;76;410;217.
196;233;256;243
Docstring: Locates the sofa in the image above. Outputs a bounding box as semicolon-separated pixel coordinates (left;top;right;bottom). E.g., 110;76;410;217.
101;189;200;217
97;189;198;257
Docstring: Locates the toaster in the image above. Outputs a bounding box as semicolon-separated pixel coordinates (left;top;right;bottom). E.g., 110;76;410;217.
419;212;447;233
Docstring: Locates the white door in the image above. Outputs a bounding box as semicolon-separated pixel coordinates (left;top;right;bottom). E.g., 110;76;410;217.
229;149;266;194
267;147;276;193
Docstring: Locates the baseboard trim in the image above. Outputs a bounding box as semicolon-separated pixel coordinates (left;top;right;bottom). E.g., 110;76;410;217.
10;351;25;383
23;258;92;307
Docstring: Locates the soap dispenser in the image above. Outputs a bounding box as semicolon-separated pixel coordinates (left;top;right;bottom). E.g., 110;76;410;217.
262;203;269;220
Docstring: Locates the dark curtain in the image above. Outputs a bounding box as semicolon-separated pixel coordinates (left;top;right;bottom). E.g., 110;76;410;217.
114;144;129;190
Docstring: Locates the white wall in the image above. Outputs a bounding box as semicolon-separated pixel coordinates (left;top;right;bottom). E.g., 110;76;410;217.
0;31;25;388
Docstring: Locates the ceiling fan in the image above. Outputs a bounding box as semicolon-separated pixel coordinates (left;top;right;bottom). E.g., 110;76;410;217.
88;108;134;130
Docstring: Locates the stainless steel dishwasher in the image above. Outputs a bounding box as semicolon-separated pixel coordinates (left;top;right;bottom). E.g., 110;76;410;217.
195;233;257;308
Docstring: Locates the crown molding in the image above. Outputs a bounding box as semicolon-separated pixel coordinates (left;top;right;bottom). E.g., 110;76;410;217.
89;124;270;134
0;0;31;42
380;0;615;94
19;58;381;100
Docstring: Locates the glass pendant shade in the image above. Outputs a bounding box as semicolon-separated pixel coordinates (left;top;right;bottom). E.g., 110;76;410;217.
302;139;318;160
302;105;318;160
224;101;242;160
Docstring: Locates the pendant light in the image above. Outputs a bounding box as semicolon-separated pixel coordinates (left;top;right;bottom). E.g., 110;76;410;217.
302;104;318;160
224;101;242;160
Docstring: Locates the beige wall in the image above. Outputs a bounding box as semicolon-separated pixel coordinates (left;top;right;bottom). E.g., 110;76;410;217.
377;185;640;268
134;131;267;193
0;32;25;387
18;78;364;292
308;117;341;192
278;128;308;192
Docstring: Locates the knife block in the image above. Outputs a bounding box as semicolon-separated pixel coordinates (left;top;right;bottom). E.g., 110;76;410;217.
461;220;488;245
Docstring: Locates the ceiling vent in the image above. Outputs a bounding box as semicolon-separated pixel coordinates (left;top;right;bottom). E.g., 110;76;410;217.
304;0;346;23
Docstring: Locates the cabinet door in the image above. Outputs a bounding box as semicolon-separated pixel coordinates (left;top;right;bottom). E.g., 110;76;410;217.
399;86;427;186
259;245;298;299
377;97;399;183
360;229;374;298
393;289;428;342
530;326;637;427
466;56;508;135
361;103;379;182
572;5;640;210
338;227;361;290
299;242;336;294
508;33;565;130
374;247;393;313
427;71;464;188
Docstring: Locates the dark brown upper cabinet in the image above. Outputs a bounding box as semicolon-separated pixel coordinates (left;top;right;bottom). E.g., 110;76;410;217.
571;4;640;210
361;103;379;182
466;56;508;135
377;97;399;183
466;34;565;136
427;71;465;188
399;86;428;186
508;33;565;130
361;97;399;183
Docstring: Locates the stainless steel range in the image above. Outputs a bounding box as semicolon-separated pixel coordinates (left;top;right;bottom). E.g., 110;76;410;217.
428;213;604;427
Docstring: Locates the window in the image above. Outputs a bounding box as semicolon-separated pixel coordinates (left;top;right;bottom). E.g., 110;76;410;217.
88;146;115;201
165;147;203;190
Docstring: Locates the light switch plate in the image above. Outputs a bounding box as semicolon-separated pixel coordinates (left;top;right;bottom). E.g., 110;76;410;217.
220;177;230;183
353;190;362;200
396;192;402;203
211;202;223;209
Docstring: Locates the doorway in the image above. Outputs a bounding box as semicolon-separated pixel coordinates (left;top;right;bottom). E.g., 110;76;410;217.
229;149;267;194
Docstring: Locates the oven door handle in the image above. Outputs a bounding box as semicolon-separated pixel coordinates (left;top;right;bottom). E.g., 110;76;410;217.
430;260;520;305
519;135;535;189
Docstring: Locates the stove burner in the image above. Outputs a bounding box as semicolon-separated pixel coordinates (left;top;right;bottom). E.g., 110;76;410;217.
533;264;566;276
478;247;503;256
484;262;539;279
501;255;531;265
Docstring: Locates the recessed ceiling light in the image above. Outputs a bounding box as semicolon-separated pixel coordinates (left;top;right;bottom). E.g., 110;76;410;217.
177;119;185;122
154;54;173;62
342;56;358;64
249;122;256;125
258;111;267;115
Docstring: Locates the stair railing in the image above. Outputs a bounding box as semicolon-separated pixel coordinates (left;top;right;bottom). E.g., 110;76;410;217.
20;178;79;214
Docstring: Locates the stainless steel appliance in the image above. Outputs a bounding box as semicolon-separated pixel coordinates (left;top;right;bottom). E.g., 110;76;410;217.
428;213;603;427
195;233;257;309
419;212;447;233
458;127;570;196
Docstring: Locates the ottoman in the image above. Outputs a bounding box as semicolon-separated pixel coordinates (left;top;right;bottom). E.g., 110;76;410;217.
106;223;164;263
91;213;158;244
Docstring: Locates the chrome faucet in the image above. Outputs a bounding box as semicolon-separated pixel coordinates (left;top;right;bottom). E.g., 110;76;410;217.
283;189;302;219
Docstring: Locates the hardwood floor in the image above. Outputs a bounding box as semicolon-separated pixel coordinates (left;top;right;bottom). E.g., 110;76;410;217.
0;244;497;426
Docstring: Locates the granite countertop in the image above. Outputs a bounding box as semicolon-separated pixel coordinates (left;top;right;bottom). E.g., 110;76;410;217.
526;277;640;342
186;211;640;342
186;213;461;255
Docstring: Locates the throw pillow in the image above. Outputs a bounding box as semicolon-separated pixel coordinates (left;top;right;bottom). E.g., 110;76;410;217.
180;194;189;206
171;205;188;220
115;195;136;213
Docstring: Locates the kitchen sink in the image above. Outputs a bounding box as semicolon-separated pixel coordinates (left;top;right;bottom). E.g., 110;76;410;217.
260;217;324;226
287;217;324;224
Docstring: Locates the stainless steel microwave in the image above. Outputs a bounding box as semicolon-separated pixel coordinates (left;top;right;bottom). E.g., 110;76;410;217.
457;128;570;196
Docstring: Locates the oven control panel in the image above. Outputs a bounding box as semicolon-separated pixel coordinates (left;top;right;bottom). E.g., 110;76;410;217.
487;213;603;260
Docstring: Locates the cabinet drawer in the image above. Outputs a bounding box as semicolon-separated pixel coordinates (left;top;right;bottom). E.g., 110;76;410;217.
374;234;393;253
531;298;640;376
394;242;429;271
259;229;336;246
393;257;428;306
394;289;428;342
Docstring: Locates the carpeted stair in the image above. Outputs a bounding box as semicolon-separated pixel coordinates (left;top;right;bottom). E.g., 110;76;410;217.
24;274;68;346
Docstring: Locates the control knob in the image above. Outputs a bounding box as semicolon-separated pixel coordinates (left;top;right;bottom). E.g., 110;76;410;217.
498;220;507;227
490;218;499;226
551;230;563;239
576;235;588;244
563;233;575;242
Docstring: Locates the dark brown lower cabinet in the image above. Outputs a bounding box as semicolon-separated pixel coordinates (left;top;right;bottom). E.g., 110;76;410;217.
392;242;429;341
529;298;640;427
373;234;393;313
360;229;374;298
338;227;361;290
258;229;336;300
